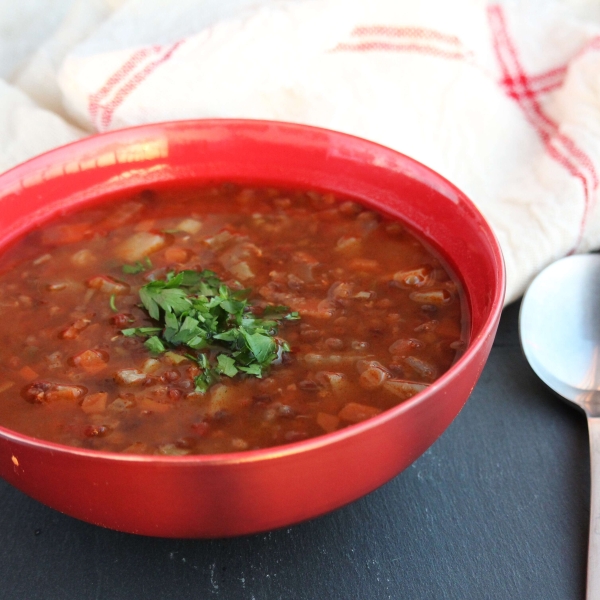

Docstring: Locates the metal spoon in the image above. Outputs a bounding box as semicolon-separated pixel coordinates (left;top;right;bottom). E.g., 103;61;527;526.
520;254;600;599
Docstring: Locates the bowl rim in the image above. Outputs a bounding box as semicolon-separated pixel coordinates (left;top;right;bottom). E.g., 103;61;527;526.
0;118;506;465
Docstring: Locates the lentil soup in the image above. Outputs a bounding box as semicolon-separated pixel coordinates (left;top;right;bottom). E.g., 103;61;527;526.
0;184;468;455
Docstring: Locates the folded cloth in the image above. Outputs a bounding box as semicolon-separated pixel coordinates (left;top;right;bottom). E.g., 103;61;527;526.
4;0;600;304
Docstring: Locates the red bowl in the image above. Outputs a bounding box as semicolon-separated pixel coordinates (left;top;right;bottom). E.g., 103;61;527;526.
0;120;504;537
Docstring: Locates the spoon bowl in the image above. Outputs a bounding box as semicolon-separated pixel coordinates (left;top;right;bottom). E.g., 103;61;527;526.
520;253;600;599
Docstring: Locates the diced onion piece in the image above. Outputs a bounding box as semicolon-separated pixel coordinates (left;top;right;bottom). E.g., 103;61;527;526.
316;412;340;433
208;384;240;416
70;249;96;267
177;218;202;234
108;398;135;412
115;231;168;262
205;230;235;250
227;261;254;281
141;358;161;373
338;402;382;424
81;392;108;414
409;289;452;305
231;438;249;451
219;241;260;280
158;443;191;456
86;275;130;295
383;379;428;400
163;352;188;365
114;369;147;386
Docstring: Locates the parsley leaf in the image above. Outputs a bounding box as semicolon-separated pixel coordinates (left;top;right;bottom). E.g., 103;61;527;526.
122;257;153;274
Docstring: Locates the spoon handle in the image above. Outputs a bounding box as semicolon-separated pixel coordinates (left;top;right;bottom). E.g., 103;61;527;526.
588;416;600;599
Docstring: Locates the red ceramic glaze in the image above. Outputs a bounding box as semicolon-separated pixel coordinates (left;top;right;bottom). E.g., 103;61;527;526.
0;120;505;538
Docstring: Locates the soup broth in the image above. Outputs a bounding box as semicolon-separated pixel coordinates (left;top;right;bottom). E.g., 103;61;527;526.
0;184;467;455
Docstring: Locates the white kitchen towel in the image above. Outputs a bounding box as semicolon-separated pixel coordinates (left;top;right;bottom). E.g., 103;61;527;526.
4;0;600;304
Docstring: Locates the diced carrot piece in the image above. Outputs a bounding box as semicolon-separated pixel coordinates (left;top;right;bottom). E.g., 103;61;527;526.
338;402;382;424
71;350;108;375
134;219;156;232
18;366;39;382
164;246;193;263
316;412;340;433
81;392;108;414
41;223;90;246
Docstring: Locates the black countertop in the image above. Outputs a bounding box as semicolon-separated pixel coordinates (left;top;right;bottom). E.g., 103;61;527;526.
0;301;590;600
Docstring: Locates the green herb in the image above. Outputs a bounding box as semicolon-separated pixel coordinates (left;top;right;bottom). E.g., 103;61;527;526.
122;270;299;392
122;257;153;274
109;294;118;312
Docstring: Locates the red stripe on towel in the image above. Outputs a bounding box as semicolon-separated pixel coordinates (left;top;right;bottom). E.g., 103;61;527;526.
488;4;597;251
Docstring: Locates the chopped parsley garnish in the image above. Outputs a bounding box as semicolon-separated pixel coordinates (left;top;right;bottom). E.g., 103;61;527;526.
122;270;300;392
122;257;153;274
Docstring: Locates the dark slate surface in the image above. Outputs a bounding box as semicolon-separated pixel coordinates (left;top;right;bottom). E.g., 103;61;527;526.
0;301;590;600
